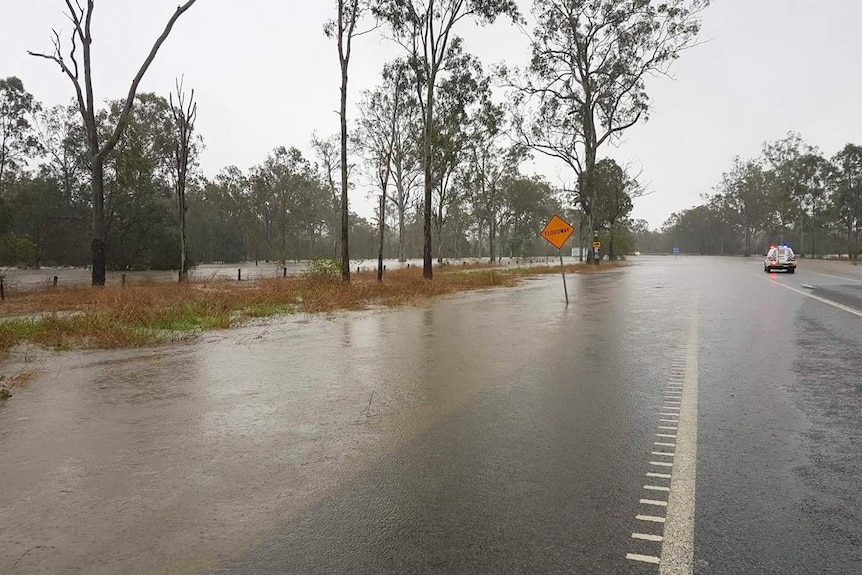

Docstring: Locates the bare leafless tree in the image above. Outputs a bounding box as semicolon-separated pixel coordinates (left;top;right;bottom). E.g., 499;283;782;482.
169;76;197;282
29;0;198;285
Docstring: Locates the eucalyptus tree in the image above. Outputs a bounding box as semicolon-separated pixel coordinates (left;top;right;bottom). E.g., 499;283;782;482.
169;78;198;281
590;159;643;260
188;167;250;264
250;147;326;266
715;157;769;257
830;144;862;260
429;47;484;262
509;0;708;262
326;0;371;282
383;61;423;263
35;103;89;209
29;0;198;285
462;96;525;263
310;133;343;258
101;93;176;270
0;77;41;192
356;59;423;263
374;0;520;278
355;63;402;278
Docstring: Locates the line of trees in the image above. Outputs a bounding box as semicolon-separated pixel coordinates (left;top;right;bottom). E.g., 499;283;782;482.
2;0;713;279
0;80;569;270
640;133;862;259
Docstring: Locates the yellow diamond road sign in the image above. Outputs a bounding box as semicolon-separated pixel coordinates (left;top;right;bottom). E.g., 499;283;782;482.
541;215;574;250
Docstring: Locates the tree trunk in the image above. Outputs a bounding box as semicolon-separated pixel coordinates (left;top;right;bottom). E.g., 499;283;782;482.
179;195;187;281
423;80;434;279
435;200;444;264
281;209;286;267
398;204;406;263
489;216;496;265
377;193;385;282
578;211;585;262
609;226;615;260
743;223;752;257
340;62;351;282
91;157;107;286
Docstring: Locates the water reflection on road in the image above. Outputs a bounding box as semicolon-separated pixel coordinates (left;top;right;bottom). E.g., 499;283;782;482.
0;262;691;574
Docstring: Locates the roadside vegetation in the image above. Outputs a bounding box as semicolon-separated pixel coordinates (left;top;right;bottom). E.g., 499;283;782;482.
0;262;625;355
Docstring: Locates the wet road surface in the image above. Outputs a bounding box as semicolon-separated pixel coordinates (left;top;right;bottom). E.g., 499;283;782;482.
0;257;860;574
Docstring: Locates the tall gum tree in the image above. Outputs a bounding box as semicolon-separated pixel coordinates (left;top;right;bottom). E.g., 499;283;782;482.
374;0;520;279
29;0;198;286
326;0;371;282
508;0;708;262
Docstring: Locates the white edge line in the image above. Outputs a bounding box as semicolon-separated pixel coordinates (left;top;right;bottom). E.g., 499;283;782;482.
810;271;862;284
757;274;862;318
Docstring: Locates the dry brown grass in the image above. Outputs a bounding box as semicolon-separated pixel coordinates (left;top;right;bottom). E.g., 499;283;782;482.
0;261;625;354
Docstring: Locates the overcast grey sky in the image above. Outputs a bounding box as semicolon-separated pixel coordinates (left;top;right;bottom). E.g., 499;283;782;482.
2;0;861;229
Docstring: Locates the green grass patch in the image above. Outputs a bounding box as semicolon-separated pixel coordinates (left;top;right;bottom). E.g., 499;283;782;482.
0;318;46;339
243;303;297;318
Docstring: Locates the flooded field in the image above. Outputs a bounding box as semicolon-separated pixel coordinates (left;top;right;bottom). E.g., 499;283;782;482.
0;257;563;291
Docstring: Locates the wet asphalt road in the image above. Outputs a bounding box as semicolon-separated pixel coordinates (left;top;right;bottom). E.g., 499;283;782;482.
0;257;860;574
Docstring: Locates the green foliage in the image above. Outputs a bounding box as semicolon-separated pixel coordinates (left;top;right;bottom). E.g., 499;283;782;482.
303;257;344;282
0;232;37;267
511;0;707;221
656;133;862;258
0;76;42;189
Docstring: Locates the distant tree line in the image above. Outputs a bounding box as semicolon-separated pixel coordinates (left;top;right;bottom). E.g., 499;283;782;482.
0;79;571;270
0;74;651;271
638;133;862;258
2;0;713;278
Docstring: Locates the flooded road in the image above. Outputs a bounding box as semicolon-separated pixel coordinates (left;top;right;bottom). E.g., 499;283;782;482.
1;258;860;574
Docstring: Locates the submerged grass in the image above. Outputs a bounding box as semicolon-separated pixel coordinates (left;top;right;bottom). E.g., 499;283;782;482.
0;262;626;354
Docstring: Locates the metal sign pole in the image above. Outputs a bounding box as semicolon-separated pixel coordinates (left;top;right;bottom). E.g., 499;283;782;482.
559;249;569;305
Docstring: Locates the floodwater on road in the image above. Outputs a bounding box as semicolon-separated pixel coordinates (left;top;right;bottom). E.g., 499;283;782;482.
1;256;860;574
0;268;604;574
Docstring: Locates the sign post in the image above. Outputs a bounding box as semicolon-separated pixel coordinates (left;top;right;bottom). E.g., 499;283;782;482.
541;215;575;305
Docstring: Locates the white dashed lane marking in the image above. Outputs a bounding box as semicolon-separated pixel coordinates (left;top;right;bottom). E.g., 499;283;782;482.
637;515;667;524
633;533;664;542
627;553;661;564
647;472;672;479
644;485;671;492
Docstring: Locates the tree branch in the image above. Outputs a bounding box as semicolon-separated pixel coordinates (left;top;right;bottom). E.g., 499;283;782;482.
99;0;199;159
